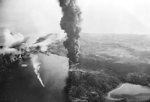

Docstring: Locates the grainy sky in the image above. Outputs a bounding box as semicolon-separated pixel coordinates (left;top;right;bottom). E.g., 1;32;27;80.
0;0;150;37
0;0;63;38
78;0;150;34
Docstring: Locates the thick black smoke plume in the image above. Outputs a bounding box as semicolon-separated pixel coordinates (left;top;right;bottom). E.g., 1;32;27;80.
58;0;81;66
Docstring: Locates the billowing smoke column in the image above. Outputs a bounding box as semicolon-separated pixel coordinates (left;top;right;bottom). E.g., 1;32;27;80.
58;0;81;66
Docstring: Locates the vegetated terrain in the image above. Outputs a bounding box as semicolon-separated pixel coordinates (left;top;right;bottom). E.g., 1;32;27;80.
1;33;150;102
67;33;150;102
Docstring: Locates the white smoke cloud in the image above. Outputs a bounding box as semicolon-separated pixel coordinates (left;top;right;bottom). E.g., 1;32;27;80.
0;48;19;55
2;29;25;48
0;28;64;56
0;29;24;54
31;33;61;52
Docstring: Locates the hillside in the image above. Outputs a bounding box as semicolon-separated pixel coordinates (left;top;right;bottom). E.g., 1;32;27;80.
79;34;150;75
67;34;150;102
1;33;150;102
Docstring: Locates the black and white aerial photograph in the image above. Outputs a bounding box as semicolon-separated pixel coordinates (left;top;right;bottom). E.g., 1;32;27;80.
0;0;150;102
